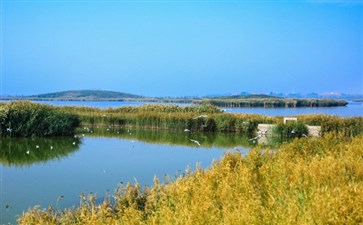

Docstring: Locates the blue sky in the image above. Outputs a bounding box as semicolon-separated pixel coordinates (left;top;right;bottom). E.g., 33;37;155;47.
1;0;362;97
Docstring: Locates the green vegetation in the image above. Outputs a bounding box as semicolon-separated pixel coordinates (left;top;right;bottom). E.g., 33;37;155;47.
64;104;362;137
298;114;363;137
274;121;309;138
0;101;361;138
18;134;363;225
64;104;273;135
0;101;80;137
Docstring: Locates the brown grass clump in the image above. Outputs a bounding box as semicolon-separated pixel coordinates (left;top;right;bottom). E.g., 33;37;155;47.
18;134;363;225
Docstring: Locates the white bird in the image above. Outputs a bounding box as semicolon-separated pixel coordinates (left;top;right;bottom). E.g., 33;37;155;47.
50;146;53;150
26;150;30;155
190;139;201;146
257;130;267;136
193;115;208;120
6;128;12;132
291;129;296;134
36;145;39;149
184;129;190;132
72;142;76;145
249;136;260;141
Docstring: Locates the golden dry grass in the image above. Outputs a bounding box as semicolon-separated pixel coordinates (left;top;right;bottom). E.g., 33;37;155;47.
18;134;363;225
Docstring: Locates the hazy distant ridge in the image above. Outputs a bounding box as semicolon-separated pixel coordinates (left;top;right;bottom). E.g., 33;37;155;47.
0;90;350;108
31;90;143;100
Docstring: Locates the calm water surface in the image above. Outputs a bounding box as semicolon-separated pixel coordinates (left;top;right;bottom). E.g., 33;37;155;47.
0;129;251;225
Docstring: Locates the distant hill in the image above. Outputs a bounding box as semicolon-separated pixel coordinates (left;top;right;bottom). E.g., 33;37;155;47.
0;90;349;108
30;90;143;100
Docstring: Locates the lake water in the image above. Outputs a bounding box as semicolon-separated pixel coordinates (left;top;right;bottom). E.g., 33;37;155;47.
33;100;363;117
0;129;252;225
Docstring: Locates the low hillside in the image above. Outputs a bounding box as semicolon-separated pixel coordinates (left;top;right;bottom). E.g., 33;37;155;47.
31;90;143;100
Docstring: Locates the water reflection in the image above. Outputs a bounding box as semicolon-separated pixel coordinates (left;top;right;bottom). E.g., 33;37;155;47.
82;127;256;148
0;128;283;168
0;129;283;224
81;127;285;149
0;137;81;167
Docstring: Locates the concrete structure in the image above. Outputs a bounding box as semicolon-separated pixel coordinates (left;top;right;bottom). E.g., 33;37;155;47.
307;125;321;137
257;123;321;138
256;124;274;145
257;124;276;136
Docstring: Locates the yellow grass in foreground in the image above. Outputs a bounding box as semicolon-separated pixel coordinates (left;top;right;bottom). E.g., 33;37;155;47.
19;134;363;225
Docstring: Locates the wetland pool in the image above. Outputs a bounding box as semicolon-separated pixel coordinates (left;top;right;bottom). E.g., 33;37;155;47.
0;129;257;224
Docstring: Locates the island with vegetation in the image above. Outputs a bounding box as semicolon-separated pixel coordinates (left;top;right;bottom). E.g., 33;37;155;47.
0;101;361;138
0;90;348;108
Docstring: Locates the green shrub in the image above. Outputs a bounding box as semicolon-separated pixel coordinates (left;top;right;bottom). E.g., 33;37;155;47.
0;101;80;137
274;121;309;138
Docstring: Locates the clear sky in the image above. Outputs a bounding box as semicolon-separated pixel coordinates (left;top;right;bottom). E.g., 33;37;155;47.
1;0;362;97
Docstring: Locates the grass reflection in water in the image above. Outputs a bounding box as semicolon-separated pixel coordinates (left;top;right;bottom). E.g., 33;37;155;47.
0;137;81;167
80;127;259;149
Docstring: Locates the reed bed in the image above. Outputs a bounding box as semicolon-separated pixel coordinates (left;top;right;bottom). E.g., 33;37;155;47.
197;98;348;108
0;101;80;137
67;104;362;137
18;134;363;225
0;101;362;138
62;104;277;135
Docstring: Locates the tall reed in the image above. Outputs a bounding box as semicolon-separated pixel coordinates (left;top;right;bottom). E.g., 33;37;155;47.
1;101;362;137
0;101;80;137
18;134;363;225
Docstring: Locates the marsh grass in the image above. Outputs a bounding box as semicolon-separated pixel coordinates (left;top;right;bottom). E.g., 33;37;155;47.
62;104;277;135
274;121;309;138
1;101;361;137
198;98;347;108
18;134;363;225
63;104;362;137
0;101;80;137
